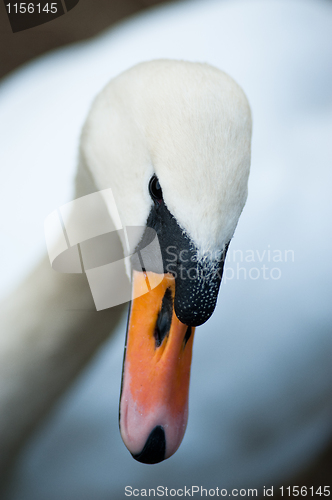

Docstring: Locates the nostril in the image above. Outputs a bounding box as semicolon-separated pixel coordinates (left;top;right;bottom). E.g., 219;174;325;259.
132;426;166;464
154;288;173;347
183;325;192;346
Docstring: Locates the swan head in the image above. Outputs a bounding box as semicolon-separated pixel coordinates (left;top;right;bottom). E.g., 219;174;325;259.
80;60;252;463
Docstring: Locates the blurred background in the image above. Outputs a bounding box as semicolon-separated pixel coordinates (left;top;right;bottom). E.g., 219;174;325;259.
0;0;331;497
0;0;166;80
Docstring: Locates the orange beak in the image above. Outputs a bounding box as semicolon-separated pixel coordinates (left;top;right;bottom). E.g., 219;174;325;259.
119;270;195;464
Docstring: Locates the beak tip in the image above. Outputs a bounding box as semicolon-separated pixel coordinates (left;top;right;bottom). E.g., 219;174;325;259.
131;425;166;465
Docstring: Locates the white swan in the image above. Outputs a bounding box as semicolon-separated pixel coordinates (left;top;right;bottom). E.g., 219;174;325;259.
78;60;251;462
1;0;332;497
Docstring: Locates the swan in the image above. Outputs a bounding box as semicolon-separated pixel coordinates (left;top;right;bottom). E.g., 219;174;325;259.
75;60;251;463
0;0;332;497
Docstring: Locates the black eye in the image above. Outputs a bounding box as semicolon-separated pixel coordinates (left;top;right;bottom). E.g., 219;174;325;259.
149;175;163;204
